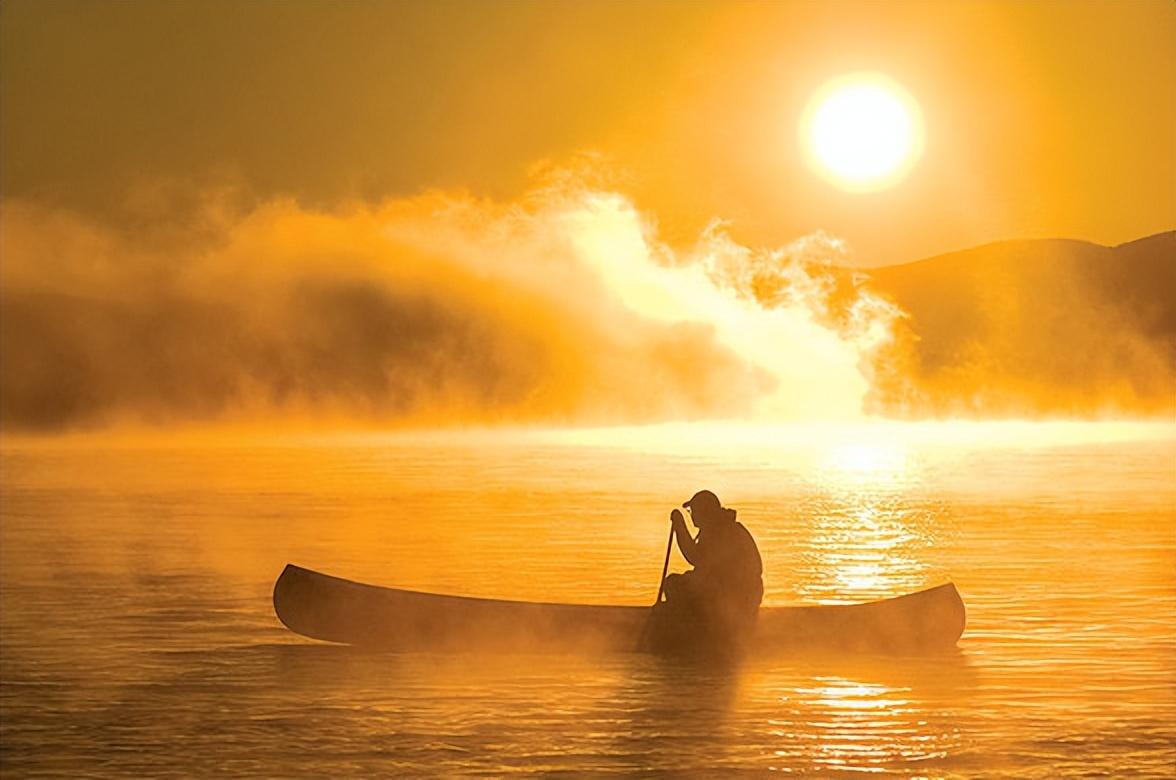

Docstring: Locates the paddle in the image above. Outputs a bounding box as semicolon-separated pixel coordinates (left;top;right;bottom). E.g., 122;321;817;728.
637;520;675;652
652;522;676;606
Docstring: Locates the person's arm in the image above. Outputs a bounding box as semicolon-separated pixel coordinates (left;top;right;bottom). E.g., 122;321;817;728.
670;509;700;566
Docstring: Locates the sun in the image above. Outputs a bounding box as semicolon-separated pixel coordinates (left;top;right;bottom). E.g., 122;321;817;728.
801;73;924;192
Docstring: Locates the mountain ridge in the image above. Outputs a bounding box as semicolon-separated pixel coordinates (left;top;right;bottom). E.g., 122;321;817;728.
869;230;1172;271
860;230;1175;417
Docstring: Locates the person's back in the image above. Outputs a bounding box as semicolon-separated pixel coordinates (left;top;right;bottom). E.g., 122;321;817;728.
692;517;763;614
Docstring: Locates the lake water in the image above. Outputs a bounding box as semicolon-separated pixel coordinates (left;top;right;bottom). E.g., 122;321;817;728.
1;422;1173;777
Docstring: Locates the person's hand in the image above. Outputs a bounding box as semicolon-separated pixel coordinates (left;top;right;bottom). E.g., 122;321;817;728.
670;508;685;525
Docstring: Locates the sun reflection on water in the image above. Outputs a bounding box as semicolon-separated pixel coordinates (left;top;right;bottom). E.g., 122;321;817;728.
795;438;937;604
764;675;956;774
796;496;934;604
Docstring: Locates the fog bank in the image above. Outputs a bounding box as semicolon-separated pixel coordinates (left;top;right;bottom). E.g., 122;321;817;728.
1;176;891;430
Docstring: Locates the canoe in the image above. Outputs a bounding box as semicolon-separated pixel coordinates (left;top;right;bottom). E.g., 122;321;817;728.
273;564;966;655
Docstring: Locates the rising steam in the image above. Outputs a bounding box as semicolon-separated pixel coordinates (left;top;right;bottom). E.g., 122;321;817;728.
1;174;901;431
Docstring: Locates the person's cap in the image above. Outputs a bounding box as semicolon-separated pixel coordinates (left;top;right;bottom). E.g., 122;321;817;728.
682;489;721;511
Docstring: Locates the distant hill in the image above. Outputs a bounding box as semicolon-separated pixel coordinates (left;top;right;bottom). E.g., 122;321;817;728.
861;231;1176;418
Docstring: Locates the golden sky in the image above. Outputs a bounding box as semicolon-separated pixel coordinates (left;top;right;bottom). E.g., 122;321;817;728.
2;0;1173;266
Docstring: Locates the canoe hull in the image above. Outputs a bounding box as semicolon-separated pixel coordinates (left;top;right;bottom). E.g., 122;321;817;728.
273;564;965;655
274;564;647;653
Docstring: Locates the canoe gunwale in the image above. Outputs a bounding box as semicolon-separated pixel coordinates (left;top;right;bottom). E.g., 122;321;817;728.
278;564;649;617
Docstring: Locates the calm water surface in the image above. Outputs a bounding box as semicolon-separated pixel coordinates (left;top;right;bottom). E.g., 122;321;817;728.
2;423;1174;777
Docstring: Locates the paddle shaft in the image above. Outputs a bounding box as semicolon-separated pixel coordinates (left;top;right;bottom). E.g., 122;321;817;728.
652;523;675;606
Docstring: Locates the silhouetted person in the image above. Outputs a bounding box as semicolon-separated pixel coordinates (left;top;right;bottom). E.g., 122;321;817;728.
658;489;763;650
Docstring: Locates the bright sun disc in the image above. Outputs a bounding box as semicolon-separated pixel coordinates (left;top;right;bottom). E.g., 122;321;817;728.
801;73;924;192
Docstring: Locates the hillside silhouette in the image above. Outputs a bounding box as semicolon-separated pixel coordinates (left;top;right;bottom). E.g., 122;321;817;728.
863;231;1175;417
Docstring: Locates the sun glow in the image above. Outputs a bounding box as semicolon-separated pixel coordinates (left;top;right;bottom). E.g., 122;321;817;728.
801;73;924;192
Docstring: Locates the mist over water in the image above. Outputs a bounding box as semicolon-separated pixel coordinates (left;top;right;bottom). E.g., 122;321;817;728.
6;170;1173;431
0;173;908;430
